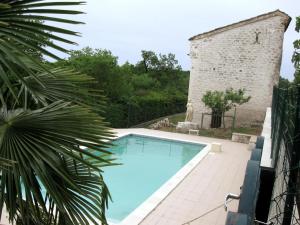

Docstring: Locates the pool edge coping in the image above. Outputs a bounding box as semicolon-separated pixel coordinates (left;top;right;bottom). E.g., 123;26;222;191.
109;130;211;225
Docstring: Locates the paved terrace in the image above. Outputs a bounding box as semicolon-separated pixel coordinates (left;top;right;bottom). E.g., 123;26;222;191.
115;128;251;225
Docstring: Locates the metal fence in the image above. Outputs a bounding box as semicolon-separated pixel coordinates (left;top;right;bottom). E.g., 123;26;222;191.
268;86;300;225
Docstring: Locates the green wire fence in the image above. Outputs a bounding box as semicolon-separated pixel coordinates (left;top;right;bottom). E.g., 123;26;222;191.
268;85;300;225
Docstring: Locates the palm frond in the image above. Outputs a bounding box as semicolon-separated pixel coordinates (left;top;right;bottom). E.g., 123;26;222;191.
0;157;15;168
0;101;115;225
0;1;115;224
2;67;107;114
0;0;85;98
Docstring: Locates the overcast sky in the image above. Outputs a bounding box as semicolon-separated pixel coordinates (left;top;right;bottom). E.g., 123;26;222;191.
56;0;300;80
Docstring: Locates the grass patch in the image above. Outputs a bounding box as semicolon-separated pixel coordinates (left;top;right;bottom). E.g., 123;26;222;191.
168;114;186;125
198;126;262;139
144;113;262;140
159;126;262;139
132;113;185;128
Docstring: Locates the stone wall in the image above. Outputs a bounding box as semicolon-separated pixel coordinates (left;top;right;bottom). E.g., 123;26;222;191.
188;14;289;128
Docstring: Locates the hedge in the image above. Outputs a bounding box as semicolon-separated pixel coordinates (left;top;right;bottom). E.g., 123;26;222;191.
104;95;186;128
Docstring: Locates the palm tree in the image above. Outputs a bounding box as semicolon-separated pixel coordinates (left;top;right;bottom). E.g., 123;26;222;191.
0;1;114;224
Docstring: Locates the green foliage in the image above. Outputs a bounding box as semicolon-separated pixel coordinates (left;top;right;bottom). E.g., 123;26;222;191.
127;91;186;126
131;74;157;91
135;50;183;85
0;0;84;100
1;102;113;225
0;1;113;225
202;88;251;113
56;47;133;101
202;88;250;128
58;48;189;128
293;16;300;83
279;76;291;89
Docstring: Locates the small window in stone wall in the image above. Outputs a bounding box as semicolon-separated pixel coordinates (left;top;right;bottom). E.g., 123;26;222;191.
254;31;261;44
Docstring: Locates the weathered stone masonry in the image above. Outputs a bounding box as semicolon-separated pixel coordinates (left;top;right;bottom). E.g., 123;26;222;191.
188;10;291;128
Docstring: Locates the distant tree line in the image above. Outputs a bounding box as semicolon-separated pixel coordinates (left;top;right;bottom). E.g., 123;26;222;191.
55;48;189;127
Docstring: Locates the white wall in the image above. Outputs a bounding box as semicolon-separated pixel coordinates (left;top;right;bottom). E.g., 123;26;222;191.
188;14;289;128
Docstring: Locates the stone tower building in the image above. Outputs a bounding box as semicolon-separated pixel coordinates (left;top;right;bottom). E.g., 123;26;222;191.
187;10;291;128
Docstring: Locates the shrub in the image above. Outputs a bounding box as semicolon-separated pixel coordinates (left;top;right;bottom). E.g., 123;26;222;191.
202;88;251;128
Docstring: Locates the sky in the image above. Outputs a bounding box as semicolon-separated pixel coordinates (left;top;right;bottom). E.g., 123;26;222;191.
55;0;300;80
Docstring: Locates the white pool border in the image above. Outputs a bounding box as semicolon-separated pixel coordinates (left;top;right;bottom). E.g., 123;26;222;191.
108;130;211;225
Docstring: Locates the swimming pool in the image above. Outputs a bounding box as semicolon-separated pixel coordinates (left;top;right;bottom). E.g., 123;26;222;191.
103;134;206;224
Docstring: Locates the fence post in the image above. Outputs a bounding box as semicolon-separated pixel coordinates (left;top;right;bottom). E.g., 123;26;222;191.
127;102;130;128
222;111;226;128
232;107;236;131
271;86;278;139
271;89;287;164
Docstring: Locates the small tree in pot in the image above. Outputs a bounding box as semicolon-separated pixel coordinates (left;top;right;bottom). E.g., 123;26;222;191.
202;88;251;128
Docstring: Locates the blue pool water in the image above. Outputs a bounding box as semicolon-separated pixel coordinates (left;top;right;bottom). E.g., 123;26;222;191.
103;135;205;223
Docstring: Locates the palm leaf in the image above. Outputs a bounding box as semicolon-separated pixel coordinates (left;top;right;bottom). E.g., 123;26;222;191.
0;102;115;225
0;0;85;99
2;67;107;114
0;1;116;224
0;157;15;168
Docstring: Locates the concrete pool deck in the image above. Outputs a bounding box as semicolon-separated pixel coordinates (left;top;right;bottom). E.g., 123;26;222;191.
114;128;251;225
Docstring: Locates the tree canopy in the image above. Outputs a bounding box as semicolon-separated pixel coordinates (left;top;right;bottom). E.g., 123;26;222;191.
56;48;190;127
